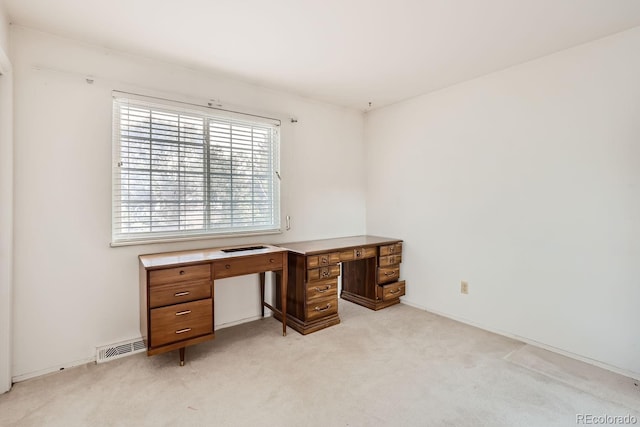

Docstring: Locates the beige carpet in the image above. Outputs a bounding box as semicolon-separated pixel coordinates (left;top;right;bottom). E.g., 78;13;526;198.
504;343;639;412
1;301;638;426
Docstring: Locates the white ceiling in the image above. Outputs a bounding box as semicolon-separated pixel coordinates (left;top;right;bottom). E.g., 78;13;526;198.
3;0;640;110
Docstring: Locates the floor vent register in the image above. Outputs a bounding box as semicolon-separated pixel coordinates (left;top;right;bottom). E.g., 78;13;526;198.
96;338;146;363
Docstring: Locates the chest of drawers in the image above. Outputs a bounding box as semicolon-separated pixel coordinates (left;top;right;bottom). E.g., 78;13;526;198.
272;251;341;335
140;262;215;364
376;242;406;303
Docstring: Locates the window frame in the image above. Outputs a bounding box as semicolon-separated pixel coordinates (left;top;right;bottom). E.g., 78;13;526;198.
111;93;282;246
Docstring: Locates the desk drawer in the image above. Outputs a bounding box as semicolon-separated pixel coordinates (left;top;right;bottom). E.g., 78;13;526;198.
306;296;338;322
307;265;340;282
150;299;213;348
149;264;211;286
306;278;338;302
380;281;405;301
307;252;340;269
213;254;283;279
379;254;402;268
149;279;211;308
339;247;376;262
380;243;403;256
378;266;400;284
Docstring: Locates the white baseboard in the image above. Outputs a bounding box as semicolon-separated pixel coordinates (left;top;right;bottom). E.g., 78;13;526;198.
12;313;274;384
400;299;640;381
215;311;272;330
12;356;96;383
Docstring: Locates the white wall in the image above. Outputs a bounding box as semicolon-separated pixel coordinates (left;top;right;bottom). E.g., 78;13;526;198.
12;20;639;384
0;2;14;393
11;26;366;379
365;27;640;377
0;3;8;53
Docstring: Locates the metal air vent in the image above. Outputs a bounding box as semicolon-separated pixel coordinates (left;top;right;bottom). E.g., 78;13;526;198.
96;338;145;363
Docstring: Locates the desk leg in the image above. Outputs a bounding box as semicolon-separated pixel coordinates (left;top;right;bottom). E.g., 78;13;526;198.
259;272;266;318
282;252;288;336
179;347;185;366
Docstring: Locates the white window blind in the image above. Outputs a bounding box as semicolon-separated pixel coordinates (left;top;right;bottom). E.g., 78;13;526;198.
112;95;280;245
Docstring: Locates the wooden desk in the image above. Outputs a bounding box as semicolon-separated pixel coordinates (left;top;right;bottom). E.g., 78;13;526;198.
139;244;288;365
275;235;405;335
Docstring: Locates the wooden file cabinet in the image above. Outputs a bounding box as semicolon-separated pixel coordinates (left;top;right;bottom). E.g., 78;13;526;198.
140;263;214;364
273;251;341;335
276;236;406;335
376;242;406;304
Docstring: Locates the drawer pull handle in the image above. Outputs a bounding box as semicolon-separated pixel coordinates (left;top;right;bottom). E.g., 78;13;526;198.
175;328;191;334
321;270;330;278
225;264;231;269
355;250;362;258
384;271;397;277
174;291;190;297
179;270;185;275
175;310;191;316
314;303;332;312
315;285;331;293
389;288;403;295
270;258;275;263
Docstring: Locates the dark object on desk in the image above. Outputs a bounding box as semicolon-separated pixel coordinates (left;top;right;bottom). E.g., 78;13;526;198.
221;246;266;253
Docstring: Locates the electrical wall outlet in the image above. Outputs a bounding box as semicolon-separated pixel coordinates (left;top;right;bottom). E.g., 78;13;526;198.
461;281;469;294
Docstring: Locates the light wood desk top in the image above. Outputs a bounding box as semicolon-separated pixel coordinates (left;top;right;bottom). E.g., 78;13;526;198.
278;235;402;255
139;244;286;269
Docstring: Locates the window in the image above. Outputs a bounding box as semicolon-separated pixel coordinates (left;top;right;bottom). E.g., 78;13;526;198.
112;94;281;245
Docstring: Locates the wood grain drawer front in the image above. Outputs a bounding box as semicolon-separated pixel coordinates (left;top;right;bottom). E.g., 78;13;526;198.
307;265;340;282
306;278;338;302
150;299;213;348
379;243;403;256
381;281;406;301
340;247;377;262
307;252;340;269
379;254;402;268
149;264;211;286
378;266;400;284
213;254;283;279
306;296;338;321
149;279;211;309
